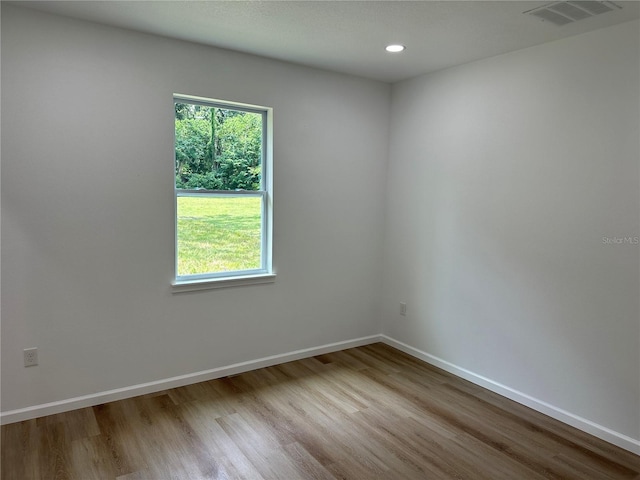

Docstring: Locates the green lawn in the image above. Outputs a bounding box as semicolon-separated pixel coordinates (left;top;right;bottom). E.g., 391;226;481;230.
177;196;262;275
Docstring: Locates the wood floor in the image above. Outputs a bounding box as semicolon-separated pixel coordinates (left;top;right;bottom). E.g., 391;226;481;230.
2;343;639;479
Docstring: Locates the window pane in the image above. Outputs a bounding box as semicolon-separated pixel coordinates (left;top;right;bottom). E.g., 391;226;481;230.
175;103;262;191
177;196;262;276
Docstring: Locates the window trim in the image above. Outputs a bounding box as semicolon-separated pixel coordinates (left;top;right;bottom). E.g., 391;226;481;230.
172;273;276;293
172;94;274;292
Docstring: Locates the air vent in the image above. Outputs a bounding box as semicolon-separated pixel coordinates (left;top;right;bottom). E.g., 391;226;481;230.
524;1;621;26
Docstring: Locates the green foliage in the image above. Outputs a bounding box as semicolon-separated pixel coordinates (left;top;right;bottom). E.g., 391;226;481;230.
175;118;213;182
216;113;262;190
182;172;223;190
175;103;262;191
175;103;212;121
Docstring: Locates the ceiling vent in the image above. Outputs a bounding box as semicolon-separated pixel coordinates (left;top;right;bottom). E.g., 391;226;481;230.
524;1;622;26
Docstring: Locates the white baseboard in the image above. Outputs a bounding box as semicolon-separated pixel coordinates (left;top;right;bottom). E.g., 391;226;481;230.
381;335;640;456
4;333;639;456
0;334;382;425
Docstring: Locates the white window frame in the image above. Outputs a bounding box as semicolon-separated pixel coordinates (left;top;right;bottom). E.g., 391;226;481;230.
172;94;274;292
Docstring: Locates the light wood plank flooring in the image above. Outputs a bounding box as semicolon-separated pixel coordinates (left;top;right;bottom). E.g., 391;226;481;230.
3;343;639;479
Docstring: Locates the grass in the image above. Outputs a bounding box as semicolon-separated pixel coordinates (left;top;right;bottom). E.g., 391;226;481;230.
177;196;262;276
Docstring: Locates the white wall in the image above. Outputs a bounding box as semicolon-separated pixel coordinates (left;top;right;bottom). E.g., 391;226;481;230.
383;20;640;445
1;5;389;412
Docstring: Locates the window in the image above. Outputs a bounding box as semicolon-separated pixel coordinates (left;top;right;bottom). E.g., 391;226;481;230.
173;94;273;290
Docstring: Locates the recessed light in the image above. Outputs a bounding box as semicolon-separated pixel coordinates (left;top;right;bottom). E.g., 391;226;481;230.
385;44;405;53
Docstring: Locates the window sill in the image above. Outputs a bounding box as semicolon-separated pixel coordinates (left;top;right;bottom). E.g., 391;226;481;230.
172;273;276;293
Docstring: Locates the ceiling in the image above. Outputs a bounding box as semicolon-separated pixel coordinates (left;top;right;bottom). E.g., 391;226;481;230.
10;0;640;83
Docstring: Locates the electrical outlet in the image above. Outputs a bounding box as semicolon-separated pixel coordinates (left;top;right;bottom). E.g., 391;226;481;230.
400;302;407;316
24;347;38;367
